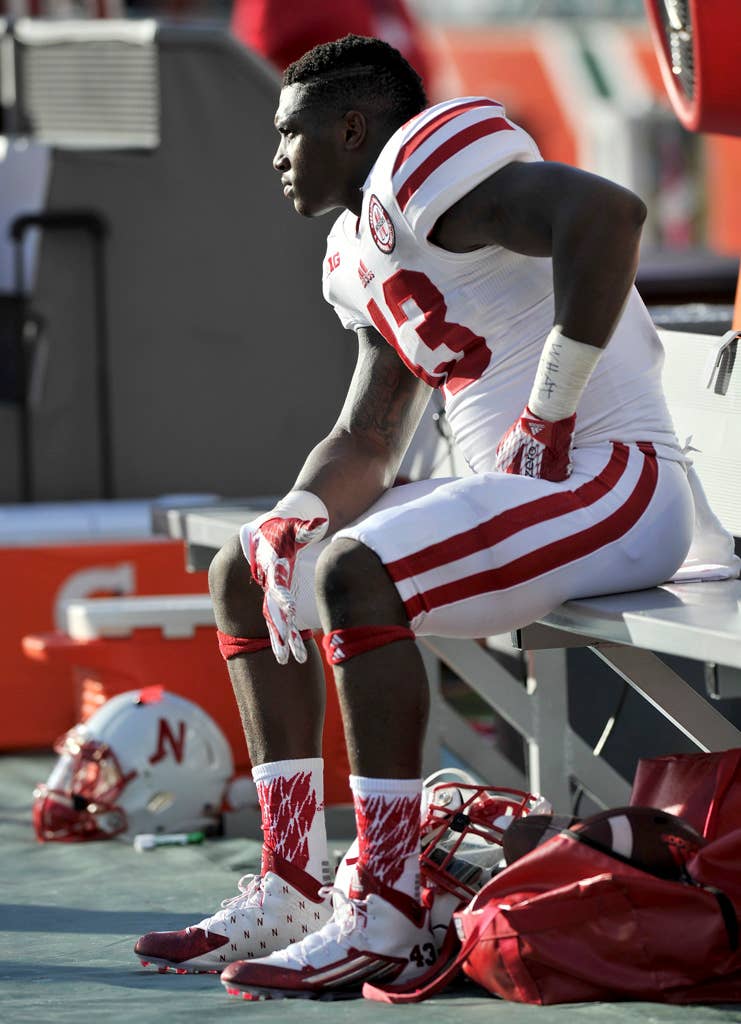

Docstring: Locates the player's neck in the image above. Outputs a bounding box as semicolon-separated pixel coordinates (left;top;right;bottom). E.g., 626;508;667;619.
344;133;389;215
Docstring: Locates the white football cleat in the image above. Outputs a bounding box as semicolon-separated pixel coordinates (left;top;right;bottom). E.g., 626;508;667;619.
135;852;331;973
220;870;438;1000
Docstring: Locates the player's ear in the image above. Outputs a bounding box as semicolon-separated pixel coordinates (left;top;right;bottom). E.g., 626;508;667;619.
342;110;367;151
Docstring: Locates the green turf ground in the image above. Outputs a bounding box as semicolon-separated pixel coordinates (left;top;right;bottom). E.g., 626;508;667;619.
2;754;740;1024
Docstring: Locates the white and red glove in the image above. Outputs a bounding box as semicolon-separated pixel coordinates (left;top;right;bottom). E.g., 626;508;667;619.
495;328;602;483
495;408;577;481
239;491;328;665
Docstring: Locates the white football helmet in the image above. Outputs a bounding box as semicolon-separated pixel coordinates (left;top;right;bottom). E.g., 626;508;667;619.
33;687;234;842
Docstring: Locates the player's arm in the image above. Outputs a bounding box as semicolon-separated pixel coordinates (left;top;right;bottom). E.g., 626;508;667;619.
430;161;647;480
430;160;646;348
292;324;432;527
242;327;430;663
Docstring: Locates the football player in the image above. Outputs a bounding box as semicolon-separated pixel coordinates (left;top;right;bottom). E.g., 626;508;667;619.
136;34;695;998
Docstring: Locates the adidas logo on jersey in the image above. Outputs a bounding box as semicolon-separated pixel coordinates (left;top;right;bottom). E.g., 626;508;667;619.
358;260;375;287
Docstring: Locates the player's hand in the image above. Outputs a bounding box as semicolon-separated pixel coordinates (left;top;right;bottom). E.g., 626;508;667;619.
239;492;328;665
494;406;576;482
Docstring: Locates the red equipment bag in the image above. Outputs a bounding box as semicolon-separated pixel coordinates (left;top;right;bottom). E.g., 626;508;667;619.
630;748;741;841
364;826;741;1006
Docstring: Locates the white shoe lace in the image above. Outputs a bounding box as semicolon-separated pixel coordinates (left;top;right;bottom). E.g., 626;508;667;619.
288;886;367;966
200;874;265;935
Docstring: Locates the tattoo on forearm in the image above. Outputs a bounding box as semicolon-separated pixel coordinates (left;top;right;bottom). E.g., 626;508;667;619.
350;361;414;449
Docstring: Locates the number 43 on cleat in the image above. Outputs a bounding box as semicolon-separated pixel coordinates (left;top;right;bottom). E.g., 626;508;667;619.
409;942;436;967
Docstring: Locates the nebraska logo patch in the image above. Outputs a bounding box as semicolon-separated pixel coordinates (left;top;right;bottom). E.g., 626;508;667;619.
368;194;395;254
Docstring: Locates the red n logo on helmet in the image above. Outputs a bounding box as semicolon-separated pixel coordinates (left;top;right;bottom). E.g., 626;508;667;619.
149;718;186;764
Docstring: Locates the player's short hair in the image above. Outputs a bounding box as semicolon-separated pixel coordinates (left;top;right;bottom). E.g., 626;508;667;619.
283;34;427;130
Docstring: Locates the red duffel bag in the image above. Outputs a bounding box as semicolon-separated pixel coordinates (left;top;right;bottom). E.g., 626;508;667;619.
630;747;741;841
364;822;741;1006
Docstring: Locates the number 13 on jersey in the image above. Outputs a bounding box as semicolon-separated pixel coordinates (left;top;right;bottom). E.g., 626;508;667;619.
366;269;492;396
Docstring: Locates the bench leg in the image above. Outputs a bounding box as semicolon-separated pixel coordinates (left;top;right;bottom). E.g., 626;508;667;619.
591;645;741;752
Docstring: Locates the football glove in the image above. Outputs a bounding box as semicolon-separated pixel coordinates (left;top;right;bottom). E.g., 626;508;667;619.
239;491;328;665
495;407;576;482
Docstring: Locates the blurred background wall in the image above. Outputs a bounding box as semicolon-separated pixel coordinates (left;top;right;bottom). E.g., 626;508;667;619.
0;0;738;503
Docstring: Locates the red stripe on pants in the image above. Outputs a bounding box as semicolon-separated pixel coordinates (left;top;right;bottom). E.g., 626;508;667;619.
401;444;658;620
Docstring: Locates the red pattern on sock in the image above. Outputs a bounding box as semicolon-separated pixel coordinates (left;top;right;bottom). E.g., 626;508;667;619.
352;790;421;889
255;771;319;874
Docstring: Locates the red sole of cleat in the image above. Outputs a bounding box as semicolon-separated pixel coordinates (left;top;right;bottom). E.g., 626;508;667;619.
138;958;219;975
223;982;359;1002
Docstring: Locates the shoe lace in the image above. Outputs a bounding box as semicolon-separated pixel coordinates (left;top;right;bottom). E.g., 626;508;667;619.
289;886;367;965
201;874;264;935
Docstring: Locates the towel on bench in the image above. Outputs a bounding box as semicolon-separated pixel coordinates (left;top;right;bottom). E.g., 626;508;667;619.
670;466;741;583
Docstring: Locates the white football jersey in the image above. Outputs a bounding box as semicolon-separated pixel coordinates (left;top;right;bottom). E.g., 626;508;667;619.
322;97;682;474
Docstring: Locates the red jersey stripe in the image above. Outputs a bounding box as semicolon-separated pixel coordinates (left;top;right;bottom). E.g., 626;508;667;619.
402;447;658;620
386;443;629;583
396;116;515;213
391;99;499;177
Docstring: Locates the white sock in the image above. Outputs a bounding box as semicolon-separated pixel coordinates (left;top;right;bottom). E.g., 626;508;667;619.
349;774;422;901
252;757;330;885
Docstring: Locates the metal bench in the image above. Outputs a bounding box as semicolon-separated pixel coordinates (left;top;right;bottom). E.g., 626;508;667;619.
420;328;741;812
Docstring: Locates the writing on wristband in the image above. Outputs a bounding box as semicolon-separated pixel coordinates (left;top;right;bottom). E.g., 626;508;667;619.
528;328;602;422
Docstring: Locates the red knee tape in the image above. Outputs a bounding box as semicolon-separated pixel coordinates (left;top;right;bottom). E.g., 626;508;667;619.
217;629;313;660
321;625;414;665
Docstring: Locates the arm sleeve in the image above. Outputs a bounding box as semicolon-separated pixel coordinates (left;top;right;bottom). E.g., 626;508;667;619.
390;98;542;242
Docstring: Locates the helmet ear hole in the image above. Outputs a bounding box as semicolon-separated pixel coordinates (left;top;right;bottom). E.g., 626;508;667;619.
32;689;234;843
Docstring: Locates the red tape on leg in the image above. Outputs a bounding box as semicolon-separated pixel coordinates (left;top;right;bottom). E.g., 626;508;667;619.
217;629;312;660
321;625;414;665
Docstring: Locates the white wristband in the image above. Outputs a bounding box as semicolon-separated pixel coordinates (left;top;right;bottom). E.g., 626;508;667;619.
528;328;603;422
271;490;329;533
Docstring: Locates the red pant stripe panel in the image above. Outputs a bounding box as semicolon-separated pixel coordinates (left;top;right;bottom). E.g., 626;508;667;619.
402;446;658;620
386;442;629;584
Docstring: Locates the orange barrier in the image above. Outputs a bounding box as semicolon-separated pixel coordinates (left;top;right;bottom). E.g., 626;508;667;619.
1;539;205;751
